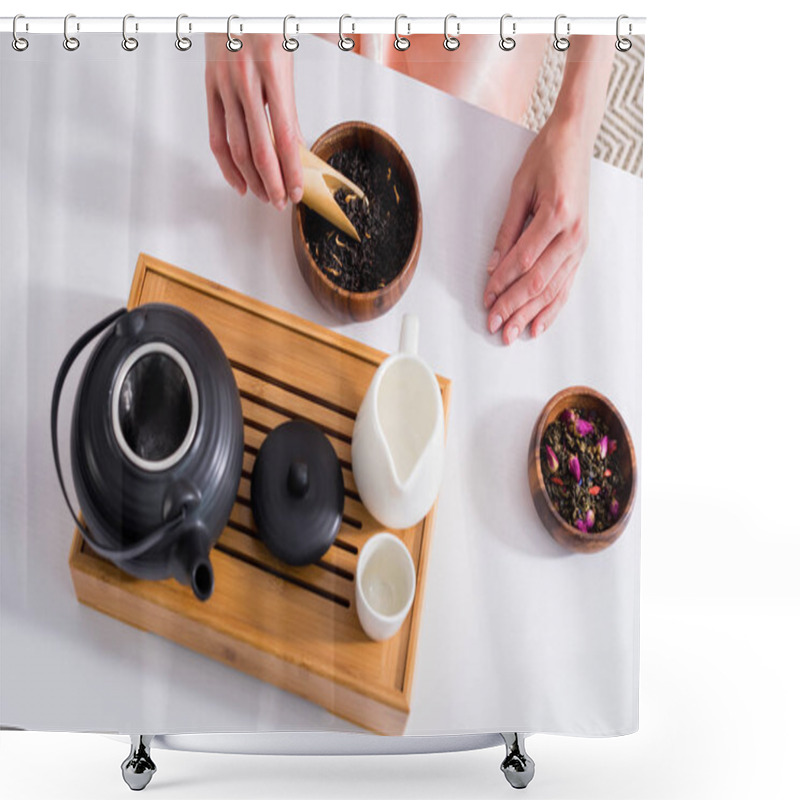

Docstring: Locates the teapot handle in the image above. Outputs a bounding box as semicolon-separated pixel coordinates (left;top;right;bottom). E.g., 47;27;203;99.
50;307;187;561
399;314;419;355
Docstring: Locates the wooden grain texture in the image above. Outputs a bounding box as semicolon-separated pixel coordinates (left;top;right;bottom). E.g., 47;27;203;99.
528;386;636;554
68;253;451;735
292;121;423;322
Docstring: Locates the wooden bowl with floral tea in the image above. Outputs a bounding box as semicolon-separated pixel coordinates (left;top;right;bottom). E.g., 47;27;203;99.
528;386;637;553
292;121;422;322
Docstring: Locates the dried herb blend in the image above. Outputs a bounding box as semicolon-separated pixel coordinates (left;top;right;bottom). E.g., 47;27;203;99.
540;408;624;533
303;146;415;293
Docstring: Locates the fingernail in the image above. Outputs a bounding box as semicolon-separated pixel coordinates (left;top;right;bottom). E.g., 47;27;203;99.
275;197;286;211
489;314;502;334
488;250;500;273
290;186;303;204
506;325;519;344
484;292;496;310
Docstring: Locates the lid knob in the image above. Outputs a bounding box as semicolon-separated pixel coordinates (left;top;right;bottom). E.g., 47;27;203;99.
287;460;310;498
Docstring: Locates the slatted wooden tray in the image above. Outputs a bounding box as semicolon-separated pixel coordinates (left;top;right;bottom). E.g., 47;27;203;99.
68;253;451;735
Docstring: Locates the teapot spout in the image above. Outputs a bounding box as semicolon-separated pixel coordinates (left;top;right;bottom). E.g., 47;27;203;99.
172;526;214;601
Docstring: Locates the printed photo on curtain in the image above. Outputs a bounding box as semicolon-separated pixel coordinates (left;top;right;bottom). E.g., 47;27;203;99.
0;14;644;791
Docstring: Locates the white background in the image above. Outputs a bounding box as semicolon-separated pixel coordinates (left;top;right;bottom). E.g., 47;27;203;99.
1;1;798;799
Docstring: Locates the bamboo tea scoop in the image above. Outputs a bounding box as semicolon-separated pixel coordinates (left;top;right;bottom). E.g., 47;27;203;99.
299;144;366;242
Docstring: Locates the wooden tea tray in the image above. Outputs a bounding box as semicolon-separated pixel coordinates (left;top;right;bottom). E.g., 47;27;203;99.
68;253;451;735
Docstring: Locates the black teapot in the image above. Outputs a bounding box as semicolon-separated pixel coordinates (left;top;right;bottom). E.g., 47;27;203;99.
51;303;243;601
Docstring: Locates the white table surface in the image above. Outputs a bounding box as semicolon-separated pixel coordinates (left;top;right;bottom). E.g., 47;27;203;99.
0;35;641;736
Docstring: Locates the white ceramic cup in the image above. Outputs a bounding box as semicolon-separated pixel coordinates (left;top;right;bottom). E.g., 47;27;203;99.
355;533;416;642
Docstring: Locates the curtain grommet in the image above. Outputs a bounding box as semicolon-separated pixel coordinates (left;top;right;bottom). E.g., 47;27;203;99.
443;14;460;51
553;14;570;52
12;14;29;52
338;14;355;51
283;15;299;52
63;13;80;51
121;14;138;52
394;15;410;51
176;14;192;51
226;15;242;52
499;14;516;51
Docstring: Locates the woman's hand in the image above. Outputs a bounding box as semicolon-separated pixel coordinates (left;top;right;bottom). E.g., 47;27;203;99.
205;34;304;209
483;36;614;344
484;110;593;344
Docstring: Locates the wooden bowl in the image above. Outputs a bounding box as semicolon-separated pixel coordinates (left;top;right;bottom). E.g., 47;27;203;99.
292;121;423;322
528;386;637;553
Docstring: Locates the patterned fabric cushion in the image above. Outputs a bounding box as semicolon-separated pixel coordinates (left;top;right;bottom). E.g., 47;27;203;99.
523;37;644;176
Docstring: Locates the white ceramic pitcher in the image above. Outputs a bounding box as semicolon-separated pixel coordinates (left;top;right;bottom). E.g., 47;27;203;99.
351;315;445;530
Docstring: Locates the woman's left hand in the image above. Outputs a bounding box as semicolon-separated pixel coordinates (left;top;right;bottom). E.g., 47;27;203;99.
484;110;594;344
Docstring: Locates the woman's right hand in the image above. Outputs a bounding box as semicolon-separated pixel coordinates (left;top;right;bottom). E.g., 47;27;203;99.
205;34;304;209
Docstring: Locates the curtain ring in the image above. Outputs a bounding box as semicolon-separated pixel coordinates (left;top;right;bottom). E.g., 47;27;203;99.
283;15;299;52
122;14;138;51
339;14;355;51
443;14;460;51
12;14;29;52
499;14;516;51
226;15;242;52
394;15;410;51
63;13;80;51
615;15;632;52
176;14;192;51
553;14;570;51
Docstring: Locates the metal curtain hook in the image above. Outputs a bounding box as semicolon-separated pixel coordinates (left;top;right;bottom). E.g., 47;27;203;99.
553;14;570;51
12;14;29;52
394;15;410;51
176;14;192;51
122;14;138;51
283;15;299;52
499;14;516;51
63;13;80;51
226;15;242;51
616;14;632;52
443;14;460;51
339;14;355;51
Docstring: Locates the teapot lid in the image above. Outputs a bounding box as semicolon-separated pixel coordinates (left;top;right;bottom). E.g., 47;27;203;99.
250;420;344;566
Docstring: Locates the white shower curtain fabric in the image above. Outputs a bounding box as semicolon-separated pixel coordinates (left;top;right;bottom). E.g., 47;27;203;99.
0;33;642;737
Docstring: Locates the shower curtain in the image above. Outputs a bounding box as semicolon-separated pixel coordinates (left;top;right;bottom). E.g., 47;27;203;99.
0;25;643;739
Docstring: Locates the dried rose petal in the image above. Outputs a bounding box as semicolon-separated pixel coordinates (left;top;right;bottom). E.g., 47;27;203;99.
585;509;596;530
560;409;577;425
598;435;608;458
568;455;581;483
609;439;618;454
545;445;559;473
574;518;588;532
610;498;620;519
575;419;594;437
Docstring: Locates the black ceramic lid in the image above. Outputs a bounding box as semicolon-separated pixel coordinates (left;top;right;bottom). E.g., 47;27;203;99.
250;420;344;566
